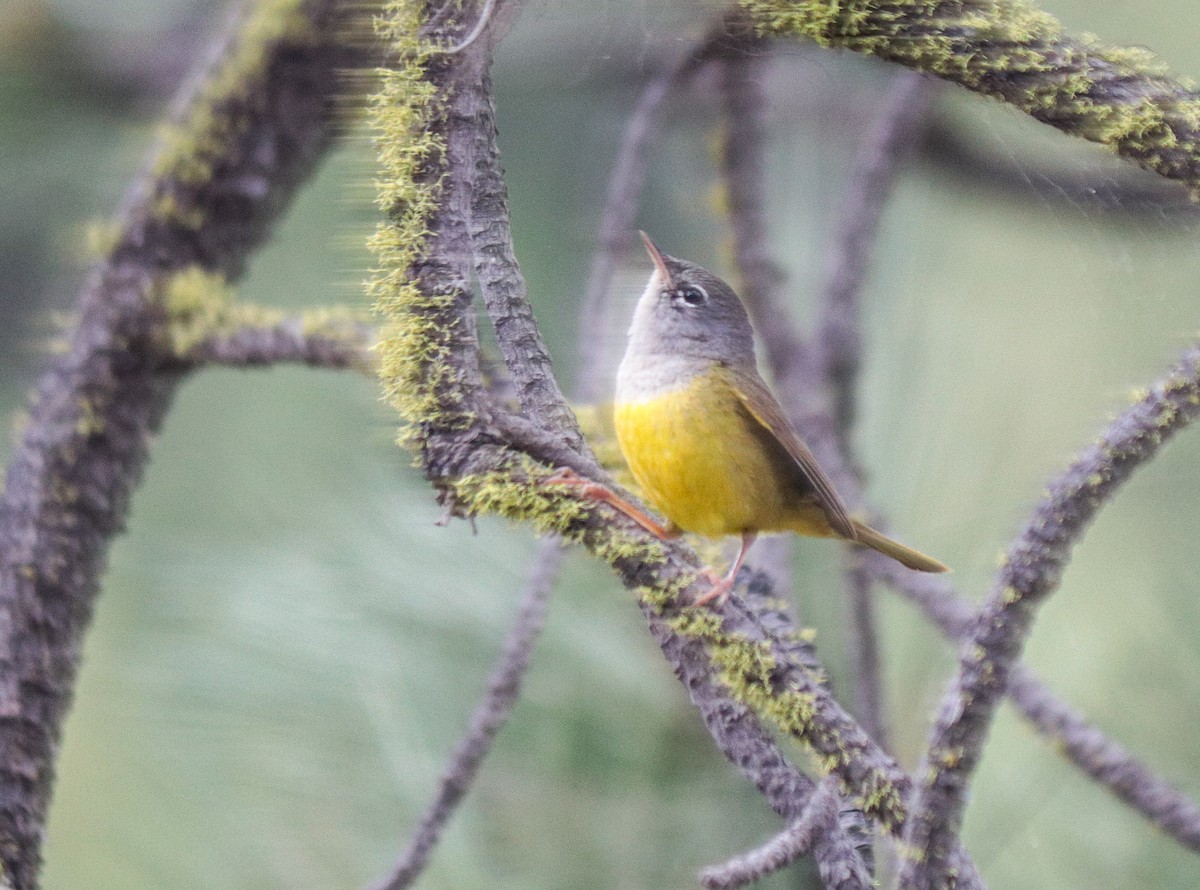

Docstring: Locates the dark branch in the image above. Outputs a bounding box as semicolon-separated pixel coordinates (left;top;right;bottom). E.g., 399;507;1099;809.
842;552;888;751
868;553;1200;856
368;538;563;890
673;575;875;890
719;42;887;880
748;0;1200;198
467;36;584;449
899;343;1200;887
0;2;371;885
816;71;933;440
176;314;376;372
378;15;913;882
575;10;750;401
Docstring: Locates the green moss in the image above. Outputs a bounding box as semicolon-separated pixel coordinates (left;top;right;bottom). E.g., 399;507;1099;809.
367;1;464;438
152;0;315;189
667;600;904;828
741;0;1200;196
83;219;123;260
150;192;206;231
155;266;368;358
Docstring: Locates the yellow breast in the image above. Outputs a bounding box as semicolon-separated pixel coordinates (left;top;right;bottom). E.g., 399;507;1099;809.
613;369;789;538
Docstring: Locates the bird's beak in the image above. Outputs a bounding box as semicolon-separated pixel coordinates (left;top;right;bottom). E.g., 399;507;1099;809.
639;231;673;287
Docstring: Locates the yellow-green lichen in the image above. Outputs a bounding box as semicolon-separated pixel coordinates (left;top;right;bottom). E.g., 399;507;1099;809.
74;397;106;437
741;0;1200;196
83;219;123;260
367;1;463;439
156;265;368;359
152;0;315;189
450;464;672;571
669;597;909;826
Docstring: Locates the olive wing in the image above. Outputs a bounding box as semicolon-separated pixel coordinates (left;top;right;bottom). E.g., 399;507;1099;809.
726;370;857;540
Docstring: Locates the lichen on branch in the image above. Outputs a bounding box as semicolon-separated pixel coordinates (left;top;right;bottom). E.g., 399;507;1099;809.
742;0;1200;196
363;2;927;857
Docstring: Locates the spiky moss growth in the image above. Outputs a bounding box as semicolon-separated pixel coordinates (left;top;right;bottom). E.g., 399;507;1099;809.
153;0;314;190
669;606;906;830
156;265;367;357
366;1;473;446
364;4;715;615
451;463;673;569
741;0;1200;196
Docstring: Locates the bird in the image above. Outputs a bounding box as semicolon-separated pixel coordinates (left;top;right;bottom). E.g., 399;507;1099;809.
601;231;948;605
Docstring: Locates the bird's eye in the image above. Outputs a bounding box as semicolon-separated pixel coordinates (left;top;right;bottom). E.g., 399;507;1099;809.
672;286;707;307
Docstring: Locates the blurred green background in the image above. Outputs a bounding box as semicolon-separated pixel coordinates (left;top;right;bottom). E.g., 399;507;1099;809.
4;0;1200;887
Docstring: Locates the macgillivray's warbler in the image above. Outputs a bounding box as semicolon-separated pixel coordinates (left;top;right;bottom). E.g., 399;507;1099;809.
588;232;948;606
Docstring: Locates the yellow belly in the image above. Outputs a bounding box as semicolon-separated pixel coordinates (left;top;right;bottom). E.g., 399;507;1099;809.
613;371;794;538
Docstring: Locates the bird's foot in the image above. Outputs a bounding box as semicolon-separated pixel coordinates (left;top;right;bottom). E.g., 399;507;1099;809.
544;468;675;540
692;568;734;608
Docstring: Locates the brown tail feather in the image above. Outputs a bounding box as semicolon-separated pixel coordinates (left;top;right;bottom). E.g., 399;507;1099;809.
852;521;949;573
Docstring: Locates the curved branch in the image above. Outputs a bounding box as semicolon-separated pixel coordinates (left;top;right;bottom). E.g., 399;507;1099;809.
700;776;841;890
0;2;372;885
575;12;746;400
468;54;584;449
368;538;563;890
815;70;933;440
368;8;940;881
868;554;1200;853
899;345;1200;887
745;0;1200;196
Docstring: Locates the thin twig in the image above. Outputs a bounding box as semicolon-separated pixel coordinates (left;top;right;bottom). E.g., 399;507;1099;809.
843;551;888;750
816;69;933;763
898;342;1200;887
816;70;933;442
700;776;842;889
719;42;890;863
718;45;824;425
368;538;563;890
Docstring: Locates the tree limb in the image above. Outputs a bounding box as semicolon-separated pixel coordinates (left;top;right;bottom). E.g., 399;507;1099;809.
744;0;1200;197
0;2;372;885
899;344;1200;887
368;7;943;882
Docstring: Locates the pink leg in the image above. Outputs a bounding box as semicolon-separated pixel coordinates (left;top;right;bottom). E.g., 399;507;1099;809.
545;468;678;541
693;531;758;607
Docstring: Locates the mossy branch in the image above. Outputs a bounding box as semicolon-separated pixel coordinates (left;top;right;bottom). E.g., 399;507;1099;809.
367;2;917;874
0;2;376;886
156;267;376;371
742;0;1200;198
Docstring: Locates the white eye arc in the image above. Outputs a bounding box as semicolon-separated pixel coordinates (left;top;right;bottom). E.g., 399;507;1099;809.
670;285;708;307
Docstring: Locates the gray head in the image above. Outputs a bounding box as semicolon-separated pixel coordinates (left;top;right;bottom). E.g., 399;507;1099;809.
624;232;757;368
